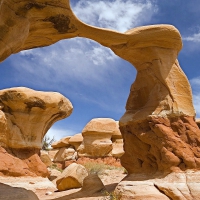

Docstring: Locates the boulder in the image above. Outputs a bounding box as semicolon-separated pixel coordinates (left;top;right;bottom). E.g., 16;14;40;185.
0;87;73;177
78;118;117;157
56;163;88;191
69;133;83;150
0;183;39;200
51;136;71;149
112;139;124;158
53;147;76;162
81;174;106;194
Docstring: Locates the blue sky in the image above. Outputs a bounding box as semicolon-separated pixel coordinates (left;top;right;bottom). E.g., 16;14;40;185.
1;0;200;140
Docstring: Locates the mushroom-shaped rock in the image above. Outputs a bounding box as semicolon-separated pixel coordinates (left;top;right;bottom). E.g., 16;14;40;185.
78;118;117;157
111;121;122;140
69;133;83;150
0;87;73;177
51;136;71;149
56;163;88;191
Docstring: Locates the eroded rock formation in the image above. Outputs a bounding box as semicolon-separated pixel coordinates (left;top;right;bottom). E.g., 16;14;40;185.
78;118;121;157
1;0;200;199
0;87;73;176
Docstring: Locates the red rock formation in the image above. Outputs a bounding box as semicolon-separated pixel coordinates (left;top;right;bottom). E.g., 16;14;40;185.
0;87;73;177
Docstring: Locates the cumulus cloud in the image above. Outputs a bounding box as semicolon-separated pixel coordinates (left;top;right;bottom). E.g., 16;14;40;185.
183;32;200;42
73;0;157;32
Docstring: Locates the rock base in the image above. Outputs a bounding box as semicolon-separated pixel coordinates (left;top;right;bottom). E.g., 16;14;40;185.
0;146;48;177
116;170;200;200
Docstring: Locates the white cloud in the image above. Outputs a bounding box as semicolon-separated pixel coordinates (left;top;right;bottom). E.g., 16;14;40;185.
11;0;155;112
183;32;200;42
73;0;157;32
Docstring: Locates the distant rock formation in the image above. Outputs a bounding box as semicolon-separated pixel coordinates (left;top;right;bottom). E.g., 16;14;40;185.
50;118;124;160
78;118;122;157
0;87;73;177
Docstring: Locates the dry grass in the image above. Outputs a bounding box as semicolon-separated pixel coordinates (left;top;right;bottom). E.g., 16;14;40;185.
83;161;125;175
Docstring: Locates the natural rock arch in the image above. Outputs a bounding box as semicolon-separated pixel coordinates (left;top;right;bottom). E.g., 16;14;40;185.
1;0;200;177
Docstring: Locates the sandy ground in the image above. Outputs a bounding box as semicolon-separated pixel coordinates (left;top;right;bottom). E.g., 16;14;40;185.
0;169;126;200
36;169;126;200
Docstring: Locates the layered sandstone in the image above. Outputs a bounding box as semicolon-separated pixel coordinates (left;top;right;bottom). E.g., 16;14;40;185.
0;87;73;176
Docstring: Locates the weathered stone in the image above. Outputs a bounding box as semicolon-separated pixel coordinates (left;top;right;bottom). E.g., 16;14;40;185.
69;133;83;150
40;150;52;167
51;136;71;149
78;118;117;157
81;174;106;194
53;147;75;162
47;149;59;161
0;87;72;177
0;183;39;200
116;171;200;200
112;139;124;158
111;121;122;140
56;163;88;191
48;169;62;181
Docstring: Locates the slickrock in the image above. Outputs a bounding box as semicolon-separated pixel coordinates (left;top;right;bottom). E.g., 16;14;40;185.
116;171;200;200
78;118;117;157
69;133;83;150
56;163;88;191
0;183;39;200
0;87;73;177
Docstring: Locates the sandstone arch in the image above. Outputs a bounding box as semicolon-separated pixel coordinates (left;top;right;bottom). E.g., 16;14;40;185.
0;0;200;177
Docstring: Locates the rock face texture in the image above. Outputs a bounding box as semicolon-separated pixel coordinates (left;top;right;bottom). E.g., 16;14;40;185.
0;87;73;177
78;118;119;157
116;171;200;200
